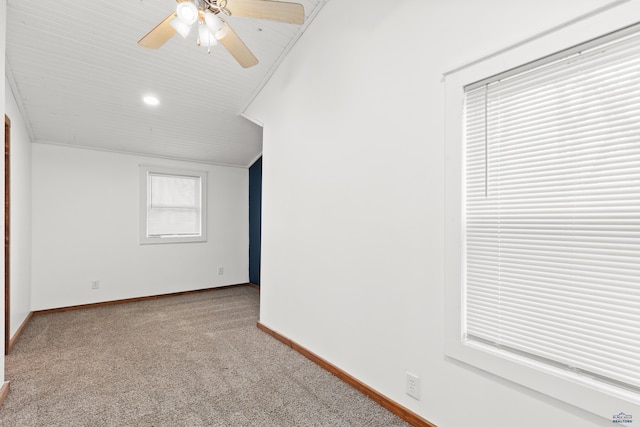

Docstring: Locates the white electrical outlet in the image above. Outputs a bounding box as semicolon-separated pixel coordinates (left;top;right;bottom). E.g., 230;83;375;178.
218;267;224;275
406;372;420;400
91;280;100;290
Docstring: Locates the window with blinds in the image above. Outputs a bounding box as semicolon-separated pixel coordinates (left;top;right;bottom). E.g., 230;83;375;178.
140;166;207;244
148;173;200;237
463;25;640;393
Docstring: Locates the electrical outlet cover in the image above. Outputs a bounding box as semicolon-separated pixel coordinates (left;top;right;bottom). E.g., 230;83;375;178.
406;372;420;400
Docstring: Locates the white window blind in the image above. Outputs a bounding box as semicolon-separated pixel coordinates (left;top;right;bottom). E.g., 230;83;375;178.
148;173;200;237
464;26;640;392
140;166;207;244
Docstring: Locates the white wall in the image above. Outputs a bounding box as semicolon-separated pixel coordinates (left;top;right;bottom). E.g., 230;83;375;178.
31;143;248;310
245;1;622;426
5;77;32;336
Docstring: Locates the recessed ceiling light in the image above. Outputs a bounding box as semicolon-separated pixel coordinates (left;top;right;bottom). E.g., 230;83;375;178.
143;95;159;106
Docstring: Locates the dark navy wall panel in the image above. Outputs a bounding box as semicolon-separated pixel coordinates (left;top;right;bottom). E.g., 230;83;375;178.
249;157;262;286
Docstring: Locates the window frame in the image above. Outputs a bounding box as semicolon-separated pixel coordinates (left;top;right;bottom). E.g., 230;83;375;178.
443;4;640;420
139;165;208;244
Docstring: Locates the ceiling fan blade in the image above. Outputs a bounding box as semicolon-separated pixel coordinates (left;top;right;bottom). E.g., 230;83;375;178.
138;13;177;49
225;0;305;24
219;22;259;68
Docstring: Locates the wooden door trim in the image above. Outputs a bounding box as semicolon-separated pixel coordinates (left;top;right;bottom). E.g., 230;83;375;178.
4;114;10;355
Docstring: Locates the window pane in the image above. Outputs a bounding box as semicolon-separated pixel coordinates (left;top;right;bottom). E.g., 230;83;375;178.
150;174;198;208
148;207;199;236
464;26;640;391
148;173;201;237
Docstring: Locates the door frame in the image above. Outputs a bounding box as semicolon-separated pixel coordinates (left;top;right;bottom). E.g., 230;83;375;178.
4;114;10;355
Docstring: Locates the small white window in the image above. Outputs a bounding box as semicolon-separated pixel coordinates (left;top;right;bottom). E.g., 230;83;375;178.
140;165;207;244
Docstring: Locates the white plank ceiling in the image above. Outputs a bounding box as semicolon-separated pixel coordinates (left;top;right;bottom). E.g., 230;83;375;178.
5;0;324;167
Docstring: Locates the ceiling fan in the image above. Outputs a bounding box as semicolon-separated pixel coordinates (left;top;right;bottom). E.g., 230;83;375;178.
138;0;305;68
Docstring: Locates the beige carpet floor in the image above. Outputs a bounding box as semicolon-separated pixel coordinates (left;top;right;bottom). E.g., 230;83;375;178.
0;285;410;426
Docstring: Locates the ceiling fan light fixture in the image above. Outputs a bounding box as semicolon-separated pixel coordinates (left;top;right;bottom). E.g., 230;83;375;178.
169;17;192;39
204;11;228;40
198;22;218;47
176;1;199;25
139;0;303;67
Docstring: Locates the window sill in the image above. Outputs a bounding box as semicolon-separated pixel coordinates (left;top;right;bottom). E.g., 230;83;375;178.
140;235;207;245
